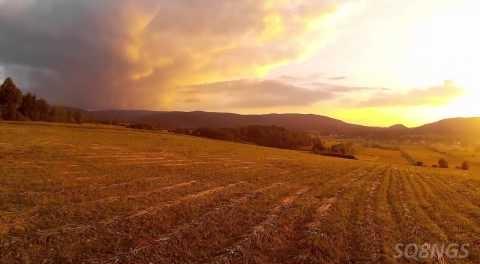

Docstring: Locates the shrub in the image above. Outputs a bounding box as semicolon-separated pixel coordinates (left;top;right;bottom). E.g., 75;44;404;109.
461;161;470;171
312;140;327;153
127;123;154;130
438;158;449;168
415;161;424;167
330;143;355;156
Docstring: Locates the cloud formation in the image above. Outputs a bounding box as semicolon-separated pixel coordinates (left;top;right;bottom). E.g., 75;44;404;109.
358;81;464;107
176;79;396;110
0;0;352;109
179;79;338;109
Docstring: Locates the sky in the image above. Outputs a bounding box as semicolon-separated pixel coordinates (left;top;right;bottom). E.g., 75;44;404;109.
0;0;479;127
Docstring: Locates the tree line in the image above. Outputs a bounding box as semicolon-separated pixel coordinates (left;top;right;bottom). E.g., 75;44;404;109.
0;77;85;123
181;125;313;150
312;140;357;159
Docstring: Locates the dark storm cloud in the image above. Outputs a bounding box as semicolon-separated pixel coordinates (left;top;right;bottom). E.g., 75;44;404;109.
0;0;153;107
0;0;347;109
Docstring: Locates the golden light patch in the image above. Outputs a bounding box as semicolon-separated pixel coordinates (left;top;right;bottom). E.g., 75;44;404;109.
117;1;360;109
260;13;285;41
320;106;408;127
131;68;153;81
125;44;141;62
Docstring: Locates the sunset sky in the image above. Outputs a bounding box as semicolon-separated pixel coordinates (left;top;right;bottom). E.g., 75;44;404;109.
0;0;479;127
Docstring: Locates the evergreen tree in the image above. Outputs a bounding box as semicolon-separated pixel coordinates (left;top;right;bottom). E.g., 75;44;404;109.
19;93;37;120
0;78;23;120
35;98;50;121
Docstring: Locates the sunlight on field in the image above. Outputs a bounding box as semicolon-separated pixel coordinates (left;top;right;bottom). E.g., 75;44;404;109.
0;122;479;263
356;147;410;165
401;144;472;169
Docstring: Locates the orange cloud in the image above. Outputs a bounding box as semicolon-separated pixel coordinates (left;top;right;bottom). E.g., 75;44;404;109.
357;81;464;107
0;0;356;109
127;1;350;83
178;79;337;109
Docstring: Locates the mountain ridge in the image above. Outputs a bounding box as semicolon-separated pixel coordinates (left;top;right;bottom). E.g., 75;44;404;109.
89;110;480;139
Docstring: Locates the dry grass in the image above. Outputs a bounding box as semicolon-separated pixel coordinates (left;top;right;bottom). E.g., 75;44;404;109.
357;147;410;165
0;122;479;263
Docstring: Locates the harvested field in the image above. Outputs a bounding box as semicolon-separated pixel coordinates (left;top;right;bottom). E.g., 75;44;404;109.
0;122;479;263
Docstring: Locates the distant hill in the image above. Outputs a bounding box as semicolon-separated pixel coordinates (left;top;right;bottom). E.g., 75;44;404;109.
412;117;480;139
389;124;409;130
89;110;480;139
90;110;392;136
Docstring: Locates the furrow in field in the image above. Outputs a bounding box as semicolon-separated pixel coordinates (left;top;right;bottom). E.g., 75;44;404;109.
387;167;463;264
4;173;192;210
1;181;252;263
421;170;480;209
104;165;354;264
212;165;377;264
209;187;310;264
2;178;210;235
30;180;201;236
116;182;291;264
290;165;383;263
400;170;449;243
292;166;375;263
369;166;429;263
412;170;480;229
383;168;417;256
408;170;480;258
42;153;278;204
124;181;248;220
352;166;401;263
303;166;372;232
346;166;388;263
76;180;199;207
377;167;406;262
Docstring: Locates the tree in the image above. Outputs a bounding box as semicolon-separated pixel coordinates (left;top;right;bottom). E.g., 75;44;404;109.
0;78;23;120
48;106;66;122
35;98;50;121
19;93;37;120
73;111;84;124
191;125;312;150
415;161;424;167
0;77;84;124
312;140;327;153
331;143;355;156
438;158;449;168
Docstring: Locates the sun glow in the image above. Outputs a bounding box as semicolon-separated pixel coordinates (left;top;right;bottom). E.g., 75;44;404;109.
446;87;480;117
416;2;480;117
382;0;480;120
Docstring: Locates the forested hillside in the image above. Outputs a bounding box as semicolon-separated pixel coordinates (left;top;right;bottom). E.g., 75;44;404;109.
0;78;85;123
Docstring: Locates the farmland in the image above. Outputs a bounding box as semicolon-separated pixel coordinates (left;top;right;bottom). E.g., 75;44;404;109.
1;122;479;263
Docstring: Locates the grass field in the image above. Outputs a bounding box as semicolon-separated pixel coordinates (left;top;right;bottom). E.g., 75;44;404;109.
356;147;410;166
1;122;479;263
401;144;479;172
